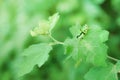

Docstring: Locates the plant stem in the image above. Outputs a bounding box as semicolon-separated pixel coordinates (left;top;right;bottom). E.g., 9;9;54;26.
107;56;119;62
48;34;64;45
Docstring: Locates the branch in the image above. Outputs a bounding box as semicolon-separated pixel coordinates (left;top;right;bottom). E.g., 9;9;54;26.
48;34;64;45
107;56;119;62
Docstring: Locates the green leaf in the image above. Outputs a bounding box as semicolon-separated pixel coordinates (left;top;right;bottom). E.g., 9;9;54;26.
30;20;50;36
30;13;59;36
69;24;82;38
56;0;79;13
49;12;60;33
13;43;52;77
99;30;109;42
116;60;120;72
84;64;118;80
92;0;105;4
111;0;120;13
83;26;107;42
64;25;109;66
64;38;82;61
81;40;108;66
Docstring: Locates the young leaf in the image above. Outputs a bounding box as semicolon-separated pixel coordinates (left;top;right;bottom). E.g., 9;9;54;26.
84;64;118;80
30;20;50;36
13;43;52;78
30;13;59;36
49;12;60;33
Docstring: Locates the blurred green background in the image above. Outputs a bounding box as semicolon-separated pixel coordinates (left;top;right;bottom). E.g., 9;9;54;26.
0;0;120;80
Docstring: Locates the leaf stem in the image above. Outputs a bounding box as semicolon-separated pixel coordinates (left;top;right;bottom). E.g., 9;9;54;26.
107;56;119;62
48;34;64;45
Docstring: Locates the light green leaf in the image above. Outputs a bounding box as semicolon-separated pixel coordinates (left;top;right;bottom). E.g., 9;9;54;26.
30;20;50;36
64;38;82;61
30;13;59;36
56;0;78;13
80;40;108;66
13;43;52;77
69;24;82;38
99;30;109;42
116;60;120;72
84;64;118;80
49;12;60;32
86;26;109;43
64;25;109;66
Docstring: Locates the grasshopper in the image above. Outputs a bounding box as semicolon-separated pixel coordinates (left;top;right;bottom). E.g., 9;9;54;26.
76;24;89;39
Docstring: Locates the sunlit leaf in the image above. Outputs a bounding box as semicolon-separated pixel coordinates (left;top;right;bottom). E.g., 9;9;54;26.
84;64;118;80
64;24;109;66
13;43;52;77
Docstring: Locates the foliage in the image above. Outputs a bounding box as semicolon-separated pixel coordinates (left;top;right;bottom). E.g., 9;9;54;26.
0;0;120;80
13;43;52;78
